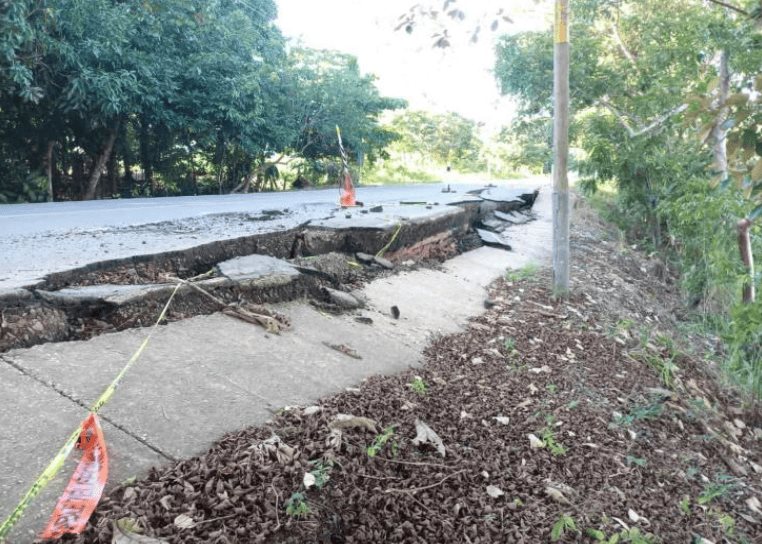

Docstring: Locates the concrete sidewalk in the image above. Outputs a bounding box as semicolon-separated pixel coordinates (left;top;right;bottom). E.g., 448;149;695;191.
0;189;552;542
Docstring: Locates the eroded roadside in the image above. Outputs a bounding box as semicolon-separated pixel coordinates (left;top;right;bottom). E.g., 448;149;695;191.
0;188;538;354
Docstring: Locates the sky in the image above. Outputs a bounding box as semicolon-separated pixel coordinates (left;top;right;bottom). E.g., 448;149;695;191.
275;0;553;132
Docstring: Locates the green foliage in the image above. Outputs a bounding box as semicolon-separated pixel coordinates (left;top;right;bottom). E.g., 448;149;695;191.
586;527;655;543
506;263;539;282
541;416;567;456
307;460;331;490
625;455;648;467
495;0;762;400
724;300;762;394
285;492;310;518
698;474;735;505
614;401;664;427
390;110;484;171
408;376;428;396
367;426;397;458
550;514;577;542
0;2;403;200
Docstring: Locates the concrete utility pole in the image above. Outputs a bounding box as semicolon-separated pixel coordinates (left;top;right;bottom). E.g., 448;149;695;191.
553;0;571;295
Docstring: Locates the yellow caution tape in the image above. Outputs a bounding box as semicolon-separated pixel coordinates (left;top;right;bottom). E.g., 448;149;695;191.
0;282;183;541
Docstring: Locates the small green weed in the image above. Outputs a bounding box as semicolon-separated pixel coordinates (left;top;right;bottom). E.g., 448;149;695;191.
679;496;691;515
367;426;397;458
625;455;647;467
504;338;517;353
614;401;664;426
567;399;580;410
541;416;567;456
551;514;577;542
546;383;558;394
586;527;654;543
506;263;539;282
307;460;331;489
285;492;310;518
698;475;734;505
715;510;736;536
408;376;428;396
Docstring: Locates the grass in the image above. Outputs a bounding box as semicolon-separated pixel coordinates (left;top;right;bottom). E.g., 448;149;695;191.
408;376;428;396
506;263;539;282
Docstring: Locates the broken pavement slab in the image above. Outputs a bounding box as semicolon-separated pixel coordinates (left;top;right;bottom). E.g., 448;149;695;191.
216;254;300;285
476;228;512;251
36;283;176;307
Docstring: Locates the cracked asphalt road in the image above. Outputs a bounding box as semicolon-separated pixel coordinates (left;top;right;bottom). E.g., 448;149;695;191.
0;180;538;290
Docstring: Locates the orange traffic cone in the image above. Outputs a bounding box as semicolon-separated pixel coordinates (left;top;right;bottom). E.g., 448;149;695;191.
339;170;356;207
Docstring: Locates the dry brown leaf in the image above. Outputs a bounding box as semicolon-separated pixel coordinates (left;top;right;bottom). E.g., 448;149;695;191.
112;519;168;544
528;434;544;449
544;486;571;505
329;414;378;432
412;419;446;457
486;485;504;499
173;514;196;530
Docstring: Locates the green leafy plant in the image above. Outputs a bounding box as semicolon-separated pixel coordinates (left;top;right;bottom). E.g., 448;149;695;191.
408;376;428;396
586;527;654;543
285;492;310;518
698;475;734;505
541;416;567;456
551;514;577;542
625;455;647;467
307;461;332;489
614;401;664;427
367;426;397;458
679;496;691;515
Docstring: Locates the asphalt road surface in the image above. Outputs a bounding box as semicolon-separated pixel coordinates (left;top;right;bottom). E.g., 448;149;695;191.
0;180;540;290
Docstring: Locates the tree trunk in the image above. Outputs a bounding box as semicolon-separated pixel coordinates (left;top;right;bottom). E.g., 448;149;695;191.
84;121;120;200
44;141;55;202
552;0;571;295
712;50;730;179
738;218;756;304
139;120;153;193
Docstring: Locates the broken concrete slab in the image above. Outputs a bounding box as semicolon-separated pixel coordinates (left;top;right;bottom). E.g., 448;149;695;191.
0;288;34;305
322;287;364;310
478;218;506;232
355;252;375;265
37;283;175;307
480;187;539;207
494;210;534;225
476;229;513;251
216;254;299;285
373;256;394;270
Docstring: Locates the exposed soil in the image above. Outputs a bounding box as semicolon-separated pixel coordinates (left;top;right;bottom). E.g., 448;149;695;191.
62;198;762;544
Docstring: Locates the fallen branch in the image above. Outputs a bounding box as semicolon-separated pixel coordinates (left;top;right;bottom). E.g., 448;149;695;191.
384;470;466;494
600;99;688;138
165;276;287;333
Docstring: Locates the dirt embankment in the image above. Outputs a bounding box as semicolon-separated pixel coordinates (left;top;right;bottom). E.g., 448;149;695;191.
68;197;762;544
